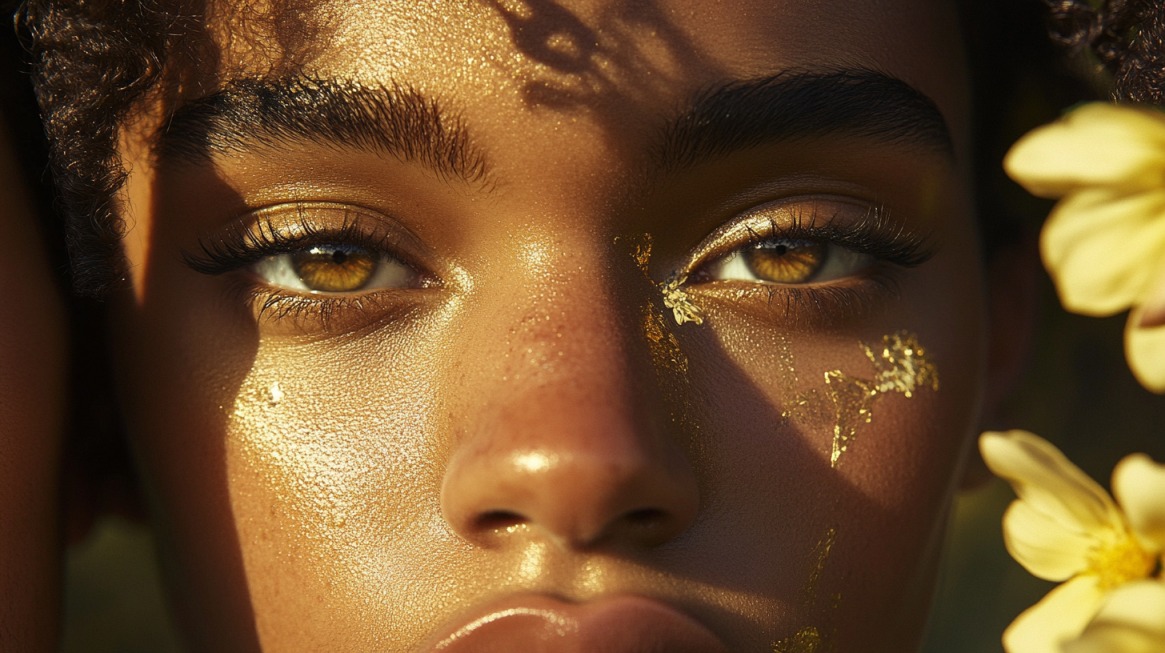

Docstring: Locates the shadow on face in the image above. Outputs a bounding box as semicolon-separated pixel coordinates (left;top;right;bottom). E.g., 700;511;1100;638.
108;1;989;651
0;96;66;653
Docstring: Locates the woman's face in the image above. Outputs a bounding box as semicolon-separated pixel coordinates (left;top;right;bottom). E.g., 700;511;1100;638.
112;0;989;650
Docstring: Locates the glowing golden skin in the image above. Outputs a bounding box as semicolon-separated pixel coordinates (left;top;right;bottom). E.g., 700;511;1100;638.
106;0;1002;650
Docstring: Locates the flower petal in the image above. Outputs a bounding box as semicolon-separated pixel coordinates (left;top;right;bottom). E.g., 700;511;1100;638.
1125;309;1165;393
1113;453;1165;549
1005;103;1165;197
1041;188;1165;316
981;431;1122;533
1003;500;1096;580
1004;575;1104;653
1062;581;1165;653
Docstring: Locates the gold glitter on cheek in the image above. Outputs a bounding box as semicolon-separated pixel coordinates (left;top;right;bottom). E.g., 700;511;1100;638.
642;303;688;376
775;333;798;396
631;233;653;276
801;527;837;607
773;626;822;653
821;372;877;468
783;331;939;468
772;526;839;652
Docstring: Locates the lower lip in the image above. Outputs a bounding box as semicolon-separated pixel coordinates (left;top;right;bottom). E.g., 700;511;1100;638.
424;594;730;653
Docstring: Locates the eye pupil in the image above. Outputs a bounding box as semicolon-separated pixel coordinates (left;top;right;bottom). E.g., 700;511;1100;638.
291;245;378;292
744;239;826;284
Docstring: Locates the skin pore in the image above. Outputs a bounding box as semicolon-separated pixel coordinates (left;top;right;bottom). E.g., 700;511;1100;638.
109;0;995;650
0;110;63;651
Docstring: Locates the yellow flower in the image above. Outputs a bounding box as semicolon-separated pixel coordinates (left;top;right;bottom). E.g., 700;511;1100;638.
1063;580;1165;653
1004;103;1165;392
979;430;1165;653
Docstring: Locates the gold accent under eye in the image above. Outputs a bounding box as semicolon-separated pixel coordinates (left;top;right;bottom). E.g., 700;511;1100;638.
782;331;940;468
661;274;704;326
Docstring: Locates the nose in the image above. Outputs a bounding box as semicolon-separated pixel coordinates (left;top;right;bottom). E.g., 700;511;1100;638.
440;254;700;550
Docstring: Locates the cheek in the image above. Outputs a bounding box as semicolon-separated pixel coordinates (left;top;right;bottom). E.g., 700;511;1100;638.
112;283;474;647
223;334;451;646
693;250;985;646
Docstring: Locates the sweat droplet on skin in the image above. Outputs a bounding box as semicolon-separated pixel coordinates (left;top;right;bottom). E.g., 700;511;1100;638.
268;381;284;406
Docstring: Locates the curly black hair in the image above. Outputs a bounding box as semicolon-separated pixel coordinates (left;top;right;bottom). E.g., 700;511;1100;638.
17;0;318;295
16;0;1098;295
1048;0;1165;103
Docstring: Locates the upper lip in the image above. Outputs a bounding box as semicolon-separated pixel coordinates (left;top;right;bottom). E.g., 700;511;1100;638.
419;593;730;653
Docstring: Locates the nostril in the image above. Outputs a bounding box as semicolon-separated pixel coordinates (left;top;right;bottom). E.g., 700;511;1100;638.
473;510;526;533
625;507;667;526
615;507;680;546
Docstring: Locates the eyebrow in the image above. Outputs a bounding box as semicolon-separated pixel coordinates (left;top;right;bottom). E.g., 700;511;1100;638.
655;69;954;172
156;77;490;184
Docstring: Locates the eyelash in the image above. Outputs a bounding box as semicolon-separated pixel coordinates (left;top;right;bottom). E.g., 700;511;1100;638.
684;203;935;322
184;209;427;328
185;200;933;330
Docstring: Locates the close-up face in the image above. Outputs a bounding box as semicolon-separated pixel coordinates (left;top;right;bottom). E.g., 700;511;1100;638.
111;0;990;650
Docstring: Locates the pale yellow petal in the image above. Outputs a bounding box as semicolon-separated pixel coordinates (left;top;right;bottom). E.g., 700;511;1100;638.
1005;103;1165;197
1041;188;1165;316
1113;453;1165;549
1004;576;1105;653
1062;581;1165;653
1003;500;1095;580
1136;265;1165;328
981;431;1122;533
1125;309;1165;393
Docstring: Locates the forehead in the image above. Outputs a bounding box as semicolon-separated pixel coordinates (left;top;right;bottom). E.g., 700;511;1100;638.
202;0;970;152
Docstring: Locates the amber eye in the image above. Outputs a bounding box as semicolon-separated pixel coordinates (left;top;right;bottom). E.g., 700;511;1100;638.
743;240;826;284
704;237;872;285
291;245;378;292
253;243;416;294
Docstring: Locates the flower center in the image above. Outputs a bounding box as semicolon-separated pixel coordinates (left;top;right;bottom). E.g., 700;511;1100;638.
1087;529;1157;591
